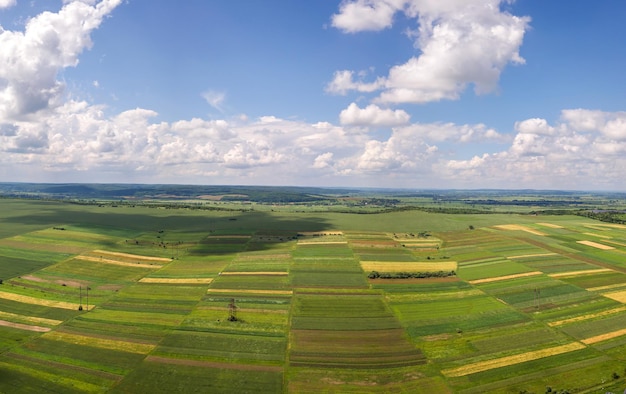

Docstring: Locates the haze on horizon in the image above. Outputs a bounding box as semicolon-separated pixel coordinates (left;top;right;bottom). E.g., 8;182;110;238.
0;1;625;191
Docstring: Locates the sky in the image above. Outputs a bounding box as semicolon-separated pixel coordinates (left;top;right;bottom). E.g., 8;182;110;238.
1;0;625;191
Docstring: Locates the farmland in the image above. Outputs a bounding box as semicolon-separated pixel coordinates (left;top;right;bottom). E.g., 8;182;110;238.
1;189;626;392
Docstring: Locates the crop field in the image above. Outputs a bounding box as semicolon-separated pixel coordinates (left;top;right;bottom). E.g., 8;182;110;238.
2;198;626;392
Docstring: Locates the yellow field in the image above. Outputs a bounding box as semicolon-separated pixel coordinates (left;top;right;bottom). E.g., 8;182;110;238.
548;268;613;278
139;278;214;284
588;283;626;292
576;240;615;250
0;291;80;310
360;261;457;272
92;249;172;262
44;331;156;354
493;224;546;236
548;306;626;327
582;328;626;344
583;232;612;239
441;342;586;377
604;290;626;303
219;272;288;276
0;320;50;332
75;255;160;269
206;289;293;295
536;223;564;229
0;311;62;326
507;253;557;259
469;271;543;285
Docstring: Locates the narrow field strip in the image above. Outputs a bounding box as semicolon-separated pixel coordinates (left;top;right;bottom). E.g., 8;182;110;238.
588;283;626;292
0;311;62;326
583;232;612;239
536;223;564;229
146;355;283;372
75;255;160;269
585;223;626;229
576;240;615;250
603;239;626;247
297;241;348;245
548;268;613;278
604;290;626;303
139;278;214;284
0;291;80;310
493;224;546;236
43;331;156;354
441;342;586;377
198;306;288;314
548;306;626;327
219;272;289;276
468;271;543;284
507;253;557;259
0;320;50;332
91;250;172;262
582;328;626;344
360;261;457;272
206;289;293;295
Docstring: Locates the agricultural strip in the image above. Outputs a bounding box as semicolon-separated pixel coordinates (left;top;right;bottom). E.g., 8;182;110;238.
91;250;172;262
0;311;62;327
493;224;546;236
468;271;543;284
604;290;626;303
441;342;586;377
75;255;161;269
207;289;293;295
43;331;156;354
138;278;214;284
536;223;564;228
581;328;626;344
360;261;457;272
548;306;626;327
146;355;283;372
0;291;80;310
507;252;557;259
576;240;615;250
548;268;613;278
0;320;50;332
219;272;289;276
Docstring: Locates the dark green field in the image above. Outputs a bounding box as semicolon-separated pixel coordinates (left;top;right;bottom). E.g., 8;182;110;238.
1;192;626;393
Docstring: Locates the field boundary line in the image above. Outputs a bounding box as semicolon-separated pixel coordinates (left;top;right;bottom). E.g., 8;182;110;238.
220;272;289;276
468;271;543;284
441;342;585;377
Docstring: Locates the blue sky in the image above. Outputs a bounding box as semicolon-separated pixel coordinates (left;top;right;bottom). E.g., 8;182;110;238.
1;0;625;190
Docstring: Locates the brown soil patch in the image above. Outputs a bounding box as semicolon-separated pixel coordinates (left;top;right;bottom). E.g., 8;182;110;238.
96;284;124;291
0;320;51;332
21;275;85;288
442;342;585;377
468;271;543;284
576;240;614;250
146;355;282;372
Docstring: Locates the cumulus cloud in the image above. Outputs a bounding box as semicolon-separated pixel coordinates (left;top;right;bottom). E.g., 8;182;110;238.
339;103;410;127
0;0;121;120
328;0;530;104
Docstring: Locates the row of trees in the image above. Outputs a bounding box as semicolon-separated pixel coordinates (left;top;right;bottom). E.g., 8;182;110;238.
368;270;456;279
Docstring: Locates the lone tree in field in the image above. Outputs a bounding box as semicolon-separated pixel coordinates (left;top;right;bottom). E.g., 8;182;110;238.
228;298;238;322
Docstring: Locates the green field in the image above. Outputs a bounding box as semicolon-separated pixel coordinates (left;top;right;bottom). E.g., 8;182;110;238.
1;197;626;393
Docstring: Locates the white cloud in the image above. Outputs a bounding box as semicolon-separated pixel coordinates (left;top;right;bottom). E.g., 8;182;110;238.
339;103;410;127
329;0;530;104
201;90;226;112
0;0;121;120
0;0;16;9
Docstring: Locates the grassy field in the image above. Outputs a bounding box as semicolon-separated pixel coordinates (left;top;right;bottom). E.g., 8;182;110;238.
1;198;626;392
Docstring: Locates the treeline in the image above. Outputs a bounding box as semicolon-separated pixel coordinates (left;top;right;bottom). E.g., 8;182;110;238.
368;270;456;279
